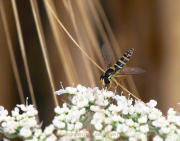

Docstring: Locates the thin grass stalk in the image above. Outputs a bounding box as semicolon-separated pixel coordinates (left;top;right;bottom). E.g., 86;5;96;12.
74;0;105;87
75;1;105;68
44;0;79;85
44;0;105;73
66;0;96;87
29;0;58;107
0;0;25;105
11;0;39;122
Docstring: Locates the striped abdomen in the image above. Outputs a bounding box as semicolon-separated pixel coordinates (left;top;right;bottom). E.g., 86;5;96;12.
114;48;134;72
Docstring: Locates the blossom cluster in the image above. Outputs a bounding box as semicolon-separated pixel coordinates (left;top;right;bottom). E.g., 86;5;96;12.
1;84;180;141
0;99;41;140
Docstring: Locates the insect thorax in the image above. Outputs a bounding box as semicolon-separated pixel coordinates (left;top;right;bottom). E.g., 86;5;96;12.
105;68;115;77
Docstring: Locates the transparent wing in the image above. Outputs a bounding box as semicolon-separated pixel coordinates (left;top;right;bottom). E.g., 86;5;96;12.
119;67;146;75
101;44;112;67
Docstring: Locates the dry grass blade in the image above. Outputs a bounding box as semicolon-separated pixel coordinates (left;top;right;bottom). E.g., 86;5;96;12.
66;0;96;87
44;0;79;86
11;0;39;123
30;0;58;107
44;0;105;73
0;0;25;105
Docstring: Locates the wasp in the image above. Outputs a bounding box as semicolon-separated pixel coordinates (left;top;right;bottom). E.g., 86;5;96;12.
100;44;145;89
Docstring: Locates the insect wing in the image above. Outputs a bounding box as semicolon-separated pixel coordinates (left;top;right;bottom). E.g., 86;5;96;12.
101;44;112;67
119;67;146;75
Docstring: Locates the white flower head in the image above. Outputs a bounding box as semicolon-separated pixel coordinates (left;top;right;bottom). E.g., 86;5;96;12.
45;134;57;141
140;124;149;133
54;89;67;95
94;123;103;130
116;124;128;133
138;115;148;124
146;100;157;108
44;124;54;136
75;122;83;130
153;135;163;141
167;108;176;116
104;125;112;133
19;127;32;138
34;129;42;137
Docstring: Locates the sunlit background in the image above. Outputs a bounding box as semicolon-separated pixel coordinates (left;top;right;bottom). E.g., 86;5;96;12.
1;0;180;140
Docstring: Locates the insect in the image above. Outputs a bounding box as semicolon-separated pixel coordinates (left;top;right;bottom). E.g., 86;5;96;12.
100;44;145;89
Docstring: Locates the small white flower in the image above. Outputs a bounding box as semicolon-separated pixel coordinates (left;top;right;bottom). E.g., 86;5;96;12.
116;124;128;133
11;107;19;117
104;118;112;125
126;129;135;137
169;124;177;132
167;115;176;122
127;98;133;106
126;119;134;127
174;116;180;126
77;102;84;109
104;125;112;133
152;117;169;128
82;99;89;107
27;118;37;128
19;127;32;138
129;137;137;141
79;108;86;115
165;133;179;141
54;89;67;95
67;123;74;131
153;135;163;141
77;84;83;91
4;125;16;134
159;126;170;135
65;87;77;94
140;124;149;133
34;129;42;137
167;108;176;116
39;133;46;140
44;124;54;136
146;100;157;107
94;123;103;130
52;119;60;128
45;134;57;141
16;104;27;111
148;113;158;120
75;122;83;130
138;115;148;124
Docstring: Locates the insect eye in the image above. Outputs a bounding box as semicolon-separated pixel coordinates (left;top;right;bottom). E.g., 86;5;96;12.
100;75;104;80
104;77;110;84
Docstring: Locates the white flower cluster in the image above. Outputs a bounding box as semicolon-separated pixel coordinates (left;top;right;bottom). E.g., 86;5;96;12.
55;84;114;108
1;84;180;141
0;101;41;141
52;103;89;141
55;84;180;141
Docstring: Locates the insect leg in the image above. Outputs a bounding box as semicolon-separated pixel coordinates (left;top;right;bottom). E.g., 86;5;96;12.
112;78;119;88
114;75;126;84
107;80;112;90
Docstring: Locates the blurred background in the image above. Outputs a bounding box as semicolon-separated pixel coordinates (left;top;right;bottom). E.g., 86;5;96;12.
1;0;180;139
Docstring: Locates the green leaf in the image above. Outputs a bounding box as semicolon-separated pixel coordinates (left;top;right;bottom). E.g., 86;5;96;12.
4;132;17;139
